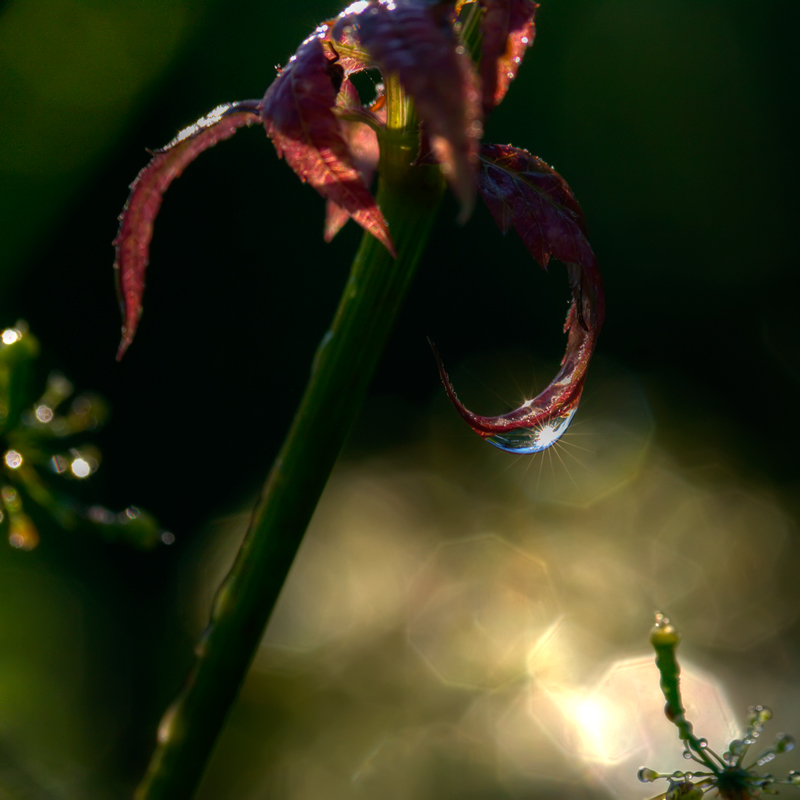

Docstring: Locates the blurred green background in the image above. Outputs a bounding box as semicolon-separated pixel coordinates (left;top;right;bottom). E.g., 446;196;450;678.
1;0;799;797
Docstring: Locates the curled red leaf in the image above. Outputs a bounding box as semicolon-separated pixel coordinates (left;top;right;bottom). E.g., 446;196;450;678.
114;101;262;360
261;31;395;255
433;143;605;454
479;0;538;113
335;0;482;221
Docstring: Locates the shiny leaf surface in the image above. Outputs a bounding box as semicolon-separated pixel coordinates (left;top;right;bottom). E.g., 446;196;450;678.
114;101;262;360
479;0;538;113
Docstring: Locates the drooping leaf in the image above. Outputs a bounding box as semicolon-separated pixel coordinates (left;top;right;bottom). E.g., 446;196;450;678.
335;0;482;221
114;101;262;360
433;143;605;454
261;30;395;255
324;78;383;242
479;0;538;113
477;143;596;270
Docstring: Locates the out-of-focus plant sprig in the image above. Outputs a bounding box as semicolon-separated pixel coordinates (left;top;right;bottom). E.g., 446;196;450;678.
640;613;798;799
0;320;165;549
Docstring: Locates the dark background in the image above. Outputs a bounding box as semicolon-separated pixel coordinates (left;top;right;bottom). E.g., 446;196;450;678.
1;0;798;798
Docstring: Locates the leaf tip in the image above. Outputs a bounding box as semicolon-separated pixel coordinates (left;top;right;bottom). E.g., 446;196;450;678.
455;193;476;225
116;336;131;362
383;233;398;259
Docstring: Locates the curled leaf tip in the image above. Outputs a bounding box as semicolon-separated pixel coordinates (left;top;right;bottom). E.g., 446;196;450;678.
430;338;587;455
433;143;604;454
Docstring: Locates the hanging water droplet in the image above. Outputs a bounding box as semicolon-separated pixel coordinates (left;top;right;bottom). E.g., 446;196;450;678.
696;738;708;749
787;769;800;785
683;750;693;759
775;733;794;753
638;767;658;783
757;752;776;766
486;406;577;454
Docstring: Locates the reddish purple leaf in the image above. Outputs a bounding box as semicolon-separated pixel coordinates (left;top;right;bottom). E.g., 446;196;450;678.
113;101;262;360
479;0;538;113
325;79;383;242
323;199;352;243
261;31;395;255
335;0;482;221
433;143;605;453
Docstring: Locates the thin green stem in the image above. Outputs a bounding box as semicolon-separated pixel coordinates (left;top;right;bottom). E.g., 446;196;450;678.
650;615;720;775
135;90;445;800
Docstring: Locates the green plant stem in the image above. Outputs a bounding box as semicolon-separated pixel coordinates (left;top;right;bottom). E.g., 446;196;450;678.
651;618;719;774
135;80;444;800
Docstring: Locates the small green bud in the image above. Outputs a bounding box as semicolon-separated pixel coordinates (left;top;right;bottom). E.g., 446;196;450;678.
650;611;679;647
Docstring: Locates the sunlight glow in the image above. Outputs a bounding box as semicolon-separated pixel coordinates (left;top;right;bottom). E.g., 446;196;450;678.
572;696;614;761
487;407;578;455
1;328;20;345
534;422;561;450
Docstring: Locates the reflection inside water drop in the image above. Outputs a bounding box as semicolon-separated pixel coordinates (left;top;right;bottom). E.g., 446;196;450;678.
486;406;577;455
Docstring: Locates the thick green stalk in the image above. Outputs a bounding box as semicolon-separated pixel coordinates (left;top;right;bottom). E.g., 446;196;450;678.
135;77;444;800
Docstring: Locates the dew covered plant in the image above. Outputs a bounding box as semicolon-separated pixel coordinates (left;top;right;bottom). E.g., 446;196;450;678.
113;0;605;797
114;0;604;454
0;322;162;549
641;614;799;799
